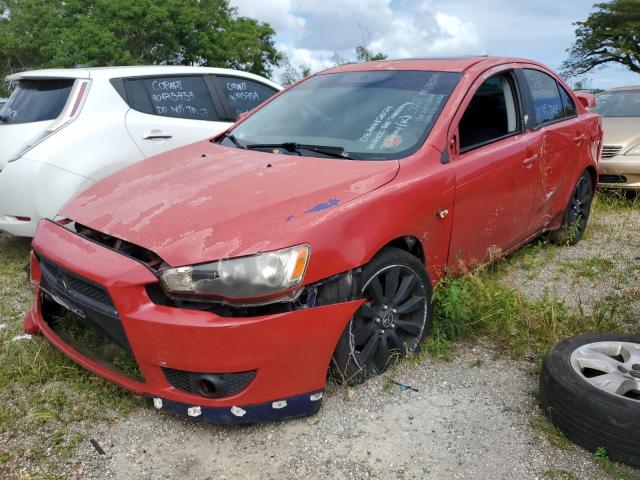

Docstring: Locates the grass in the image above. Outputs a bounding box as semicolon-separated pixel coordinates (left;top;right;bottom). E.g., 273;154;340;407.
0;233;144;478
593;447;640;480
422;191;640;366
427;271;636;367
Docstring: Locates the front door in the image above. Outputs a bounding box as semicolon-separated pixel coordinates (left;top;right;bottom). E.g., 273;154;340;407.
447;69;541;272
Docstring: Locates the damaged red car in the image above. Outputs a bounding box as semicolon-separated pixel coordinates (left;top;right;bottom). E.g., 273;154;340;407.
24;56;602;423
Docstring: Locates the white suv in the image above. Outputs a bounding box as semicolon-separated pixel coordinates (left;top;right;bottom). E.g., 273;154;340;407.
0;66;281;236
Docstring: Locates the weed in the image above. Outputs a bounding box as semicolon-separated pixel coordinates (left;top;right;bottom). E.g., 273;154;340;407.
544;468;577;480
528;414;573;449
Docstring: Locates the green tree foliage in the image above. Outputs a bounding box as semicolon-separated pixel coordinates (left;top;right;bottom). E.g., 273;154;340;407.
355;46;387;62
562;0;640;77
0;0;282;95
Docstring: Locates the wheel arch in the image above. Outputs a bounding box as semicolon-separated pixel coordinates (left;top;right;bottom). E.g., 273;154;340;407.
380;235;425;263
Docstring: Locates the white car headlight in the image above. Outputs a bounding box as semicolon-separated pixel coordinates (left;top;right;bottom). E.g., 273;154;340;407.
159;244;310;304
624;144;640;156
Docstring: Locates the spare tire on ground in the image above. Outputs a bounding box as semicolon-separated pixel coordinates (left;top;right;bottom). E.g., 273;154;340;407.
539;333;640;467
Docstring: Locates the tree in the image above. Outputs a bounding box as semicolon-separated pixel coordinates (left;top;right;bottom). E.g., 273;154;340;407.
279;54;311;86
0;0;282;95
355;46;387;62
562;0;640;77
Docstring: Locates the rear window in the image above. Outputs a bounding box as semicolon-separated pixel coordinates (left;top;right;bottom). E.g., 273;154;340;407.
125;76;219;121
214;77;278;119
0;79;74;124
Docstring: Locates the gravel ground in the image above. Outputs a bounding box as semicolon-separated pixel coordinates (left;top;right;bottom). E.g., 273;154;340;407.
499;199;640;316
61;343;607;480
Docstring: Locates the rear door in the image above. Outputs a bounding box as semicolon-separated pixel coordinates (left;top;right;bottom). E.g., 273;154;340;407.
447;68;541;271
518;68;588;232
123;75;230;158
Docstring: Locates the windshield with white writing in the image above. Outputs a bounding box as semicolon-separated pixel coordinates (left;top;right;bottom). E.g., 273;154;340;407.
227;71;461;160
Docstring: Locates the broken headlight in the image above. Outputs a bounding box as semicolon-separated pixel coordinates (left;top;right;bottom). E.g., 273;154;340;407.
159;245;310;304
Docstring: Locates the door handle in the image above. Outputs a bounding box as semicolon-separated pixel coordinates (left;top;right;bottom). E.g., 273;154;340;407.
142;130;173;140
573;133;586;144
523;153;539;166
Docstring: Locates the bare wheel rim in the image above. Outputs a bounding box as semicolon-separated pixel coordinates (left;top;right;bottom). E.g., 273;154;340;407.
567;176;593;235
349;264;428;374
570;341;640;401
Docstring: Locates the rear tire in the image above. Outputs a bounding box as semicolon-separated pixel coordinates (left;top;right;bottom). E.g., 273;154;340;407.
549;171;593;245
331;247;432;385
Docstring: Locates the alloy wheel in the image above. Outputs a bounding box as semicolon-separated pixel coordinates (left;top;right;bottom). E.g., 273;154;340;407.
349;264;428;374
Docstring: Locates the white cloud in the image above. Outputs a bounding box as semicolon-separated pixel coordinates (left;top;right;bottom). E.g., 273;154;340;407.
231;0;482;81
230;0;305;36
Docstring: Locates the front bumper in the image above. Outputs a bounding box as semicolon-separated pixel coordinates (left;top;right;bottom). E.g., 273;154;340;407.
598;155;640;189
24;220;362;423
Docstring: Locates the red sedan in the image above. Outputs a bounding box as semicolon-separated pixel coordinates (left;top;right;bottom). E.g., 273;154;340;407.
24;56;601;423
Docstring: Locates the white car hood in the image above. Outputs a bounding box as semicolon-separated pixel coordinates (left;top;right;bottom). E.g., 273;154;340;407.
0;120;51;169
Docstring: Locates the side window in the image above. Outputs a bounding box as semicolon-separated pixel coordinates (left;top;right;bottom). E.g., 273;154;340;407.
557;84;577;117
125;76;219;121
522;69;564;126
214;77;278;120
459;73;520;151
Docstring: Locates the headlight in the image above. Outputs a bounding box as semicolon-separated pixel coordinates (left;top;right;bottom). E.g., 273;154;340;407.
159;244;310;304
625;144;640;156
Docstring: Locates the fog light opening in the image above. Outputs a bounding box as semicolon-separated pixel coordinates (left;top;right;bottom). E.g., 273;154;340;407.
198;378;218;396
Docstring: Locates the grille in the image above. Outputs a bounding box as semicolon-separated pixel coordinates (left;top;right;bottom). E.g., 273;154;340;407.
162;368;256;398
599;174;627;184
39;257;116;316
601;145;622;159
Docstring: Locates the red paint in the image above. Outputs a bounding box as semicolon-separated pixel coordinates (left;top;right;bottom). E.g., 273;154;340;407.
26;56;600;408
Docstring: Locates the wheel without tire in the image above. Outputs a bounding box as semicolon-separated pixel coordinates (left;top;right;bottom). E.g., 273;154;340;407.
331;247;432;385
549;171;594;245
539;333;640;467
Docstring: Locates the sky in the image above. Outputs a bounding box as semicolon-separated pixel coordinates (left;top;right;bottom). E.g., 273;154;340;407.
230;0;640;89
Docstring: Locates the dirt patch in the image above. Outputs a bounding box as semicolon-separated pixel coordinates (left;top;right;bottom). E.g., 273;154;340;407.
64;344;608;480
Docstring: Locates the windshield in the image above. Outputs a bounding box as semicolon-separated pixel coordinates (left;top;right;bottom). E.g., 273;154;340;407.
0;79;74;124
593;90;640;117
225;70;461;160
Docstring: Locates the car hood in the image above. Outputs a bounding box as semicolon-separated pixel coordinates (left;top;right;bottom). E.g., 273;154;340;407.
601;117;640;149
61;141;399;266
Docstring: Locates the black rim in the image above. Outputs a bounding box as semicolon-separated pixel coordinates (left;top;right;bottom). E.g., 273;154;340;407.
567;176;593;236
350;265;427;373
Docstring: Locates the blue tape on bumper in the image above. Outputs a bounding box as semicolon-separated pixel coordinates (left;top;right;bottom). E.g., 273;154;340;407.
157;391;324;424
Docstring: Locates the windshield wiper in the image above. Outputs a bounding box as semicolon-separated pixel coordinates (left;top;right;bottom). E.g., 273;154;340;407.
245;142;351;159
216;131;246;149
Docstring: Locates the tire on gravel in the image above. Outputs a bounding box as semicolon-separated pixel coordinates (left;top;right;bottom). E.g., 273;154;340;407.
331;247;433;386
539;333;640;467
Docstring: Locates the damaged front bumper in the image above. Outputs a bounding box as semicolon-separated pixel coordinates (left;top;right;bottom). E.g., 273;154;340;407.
24;220;362;423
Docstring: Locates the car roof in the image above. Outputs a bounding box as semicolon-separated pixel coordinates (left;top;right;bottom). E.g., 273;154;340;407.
603;85;640;92
319;55;542;75
6;66;282;89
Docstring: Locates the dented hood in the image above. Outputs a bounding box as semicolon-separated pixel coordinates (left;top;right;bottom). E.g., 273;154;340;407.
61;141;399;266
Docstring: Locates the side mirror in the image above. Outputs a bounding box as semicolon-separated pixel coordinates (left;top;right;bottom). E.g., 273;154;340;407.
575;91;596;109
236;110;251;122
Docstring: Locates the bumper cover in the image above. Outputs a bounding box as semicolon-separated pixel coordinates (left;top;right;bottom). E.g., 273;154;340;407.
25;220;362;422
599;155;640;189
